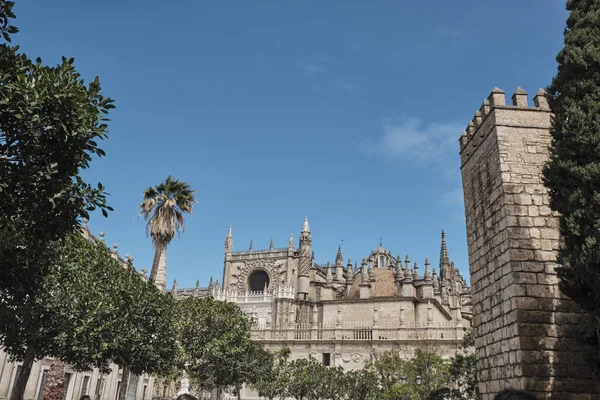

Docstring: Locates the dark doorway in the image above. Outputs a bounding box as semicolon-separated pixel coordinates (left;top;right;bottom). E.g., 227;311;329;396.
248;270;270;292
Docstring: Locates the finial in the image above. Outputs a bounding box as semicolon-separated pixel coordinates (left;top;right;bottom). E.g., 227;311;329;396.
302;217;310;233
209;276;214;288
326;261;333;284
347;258;352;267
196;279;200;288
227;224;232;237
113;243;118;250
311;250;315;260
99;232;105;241
395;255;404;280
171;279;178;294
249;240;253;252
424;258;432;281
140;267;148;276
413;262;419;279
288;233;294;248
404;260;413;280
269;237;274;250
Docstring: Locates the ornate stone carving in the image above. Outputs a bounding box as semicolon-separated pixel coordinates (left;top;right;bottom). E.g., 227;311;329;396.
231;259;285;292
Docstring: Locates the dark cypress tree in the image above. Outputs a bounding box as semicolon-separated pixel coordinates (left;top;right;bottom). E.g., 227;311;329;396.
543;0;600;372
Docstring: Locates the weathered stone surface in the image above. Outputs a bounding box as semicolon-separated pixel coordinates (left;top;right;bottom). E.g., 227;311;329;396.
459;88;600;400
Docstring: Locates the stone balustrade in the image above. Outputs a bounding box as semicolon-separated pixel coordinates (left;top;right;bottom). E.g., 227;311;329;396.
250;322;464;342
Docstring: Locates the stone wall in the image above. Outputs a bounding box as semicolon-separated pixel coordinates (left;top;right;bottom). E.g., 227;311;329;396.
459;87;600;399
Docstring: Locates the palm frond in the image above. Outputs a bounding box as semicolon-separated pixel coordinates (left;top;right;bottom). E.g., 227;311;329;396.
140;176;197;246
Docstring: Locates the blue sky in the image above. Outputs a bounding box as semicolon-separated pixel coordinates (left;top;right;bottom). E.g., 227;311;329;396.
13;1;567;290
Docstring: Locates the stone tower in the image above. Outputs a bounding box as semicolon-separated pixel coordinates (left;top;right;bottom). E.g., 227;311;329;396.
459;87;599;399
297;217;312;300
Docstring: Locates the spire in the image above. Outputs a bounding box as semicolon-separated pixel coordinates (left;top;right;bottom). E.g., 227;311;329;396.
361;258;368;281
171;279;178;295
404;255;413;280
225;225;233;254
302;217;310;233
249;240;253;252
395;255;404;280
439;230;450;279
424;258;432;281
336;246;344;266
413;262;419;279
288;233;294;249
269;237;274;251
194;280;200;296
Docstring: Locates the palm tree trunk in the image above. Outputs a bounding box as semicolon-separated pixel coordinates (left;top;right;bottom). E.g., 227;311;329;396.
9;348;36;400
118;365;130;400
42;360;65;400
149;243;167;292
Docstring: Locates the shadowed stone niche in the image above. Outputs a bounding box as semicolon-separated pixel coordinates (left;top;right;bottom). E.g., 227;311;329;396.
459;87;600;400
248;269;270;292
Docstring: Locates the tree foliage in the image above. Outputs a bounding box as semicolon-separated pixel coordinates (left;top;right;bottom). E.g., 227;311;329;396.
0;232;178;400
251;348;291;400
0;2;114;370
543;0;600;372
176;296;267;397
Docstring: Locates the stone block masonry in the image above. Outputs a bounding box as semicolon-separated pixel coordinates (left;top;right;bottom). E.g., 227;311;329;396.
459;87;600;400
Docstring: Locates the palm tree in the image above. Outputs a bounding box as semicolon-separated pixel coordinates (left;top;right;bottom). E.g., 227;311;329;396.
140;176;196;292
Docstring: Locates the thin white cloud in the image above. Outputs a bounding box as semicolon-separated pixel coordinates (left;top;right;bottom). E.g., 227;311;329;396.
362;117;463;165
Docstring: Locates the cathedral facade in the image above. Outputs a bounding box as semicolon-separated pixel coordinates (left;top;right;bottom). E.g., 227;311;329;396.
189;218;473;399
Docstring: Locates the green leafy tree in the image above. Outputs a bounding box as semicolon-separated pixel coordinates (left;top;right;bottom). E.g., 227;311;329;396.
321;366;350;400
345;369;379;400
110;257;180;400
140;176;196;292
0;232;178;400
250;348;291;400
367;350;410;392
543;0;600;373
367;347;451;400
0;0;17;41
0;6;114;398
286;358;323;400
176;296;265;400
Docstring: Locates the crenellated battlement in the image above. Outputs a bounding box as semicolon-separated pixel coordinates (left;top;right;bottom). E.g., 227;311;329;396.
458;87;551;167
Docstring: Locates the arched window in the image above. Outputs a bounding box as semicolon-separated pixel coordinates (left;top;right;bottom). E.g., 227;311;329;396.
378;255;385;268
